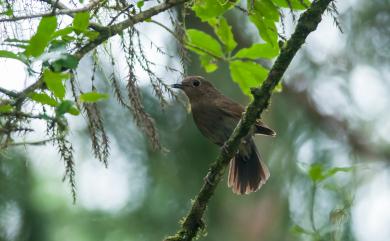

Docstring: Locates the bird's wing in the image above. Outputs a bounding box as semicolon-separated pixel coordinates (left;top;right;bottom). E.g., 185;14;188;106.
216;96;276;136
215;95;244;119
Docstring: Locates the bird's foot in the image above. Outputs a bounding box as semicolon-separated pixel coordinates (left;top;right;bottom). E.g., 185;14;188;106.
204;171;216;186
221;143;229;155
221;142;239;155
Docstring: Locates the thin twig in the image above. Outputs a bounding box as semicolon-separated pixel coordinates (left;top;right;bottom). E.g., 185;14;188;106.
0;87;19;98
310;183;318;232
1;111;57;121
234;5;248;15
7;137;57;146
151;20;226;61
38;0;106;31
0;0;100;23
107;4;134;26
0;0;188;112
74;0;188;59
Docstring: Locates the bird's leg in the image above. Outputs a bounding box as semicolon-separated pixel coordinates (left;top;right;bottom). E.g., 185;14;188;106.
204;170;217;185
204;142;240;185
221;142;229;155
221;142;240;155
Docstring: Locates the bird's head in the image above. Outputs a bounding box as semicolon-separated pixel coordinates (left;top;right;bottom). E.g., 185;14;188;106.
172;76;219;102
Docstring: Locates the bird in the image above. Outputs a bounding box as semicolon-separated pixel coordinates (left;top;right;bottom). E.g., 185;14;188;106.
172;76;275;194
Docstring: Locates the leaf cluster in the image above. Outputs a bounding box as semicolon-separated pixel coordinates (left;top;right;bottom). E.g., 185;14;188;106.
186;0;310;96
0;0;341;208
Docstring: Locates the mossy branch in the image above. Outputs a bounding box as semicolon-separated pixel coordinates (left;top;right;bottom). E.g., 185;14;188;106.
165;0;334;240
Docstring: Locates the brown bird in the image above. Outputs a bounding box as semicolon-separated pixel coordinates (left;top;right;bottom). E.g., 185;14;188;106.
172;76;275;194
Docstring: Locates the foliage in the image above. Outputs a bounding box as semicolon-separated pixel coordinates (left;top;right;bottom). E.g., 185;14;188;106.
184;0;297;96
0;0;321;195
290;163;355;241
0;0;386;241
0;0;348;239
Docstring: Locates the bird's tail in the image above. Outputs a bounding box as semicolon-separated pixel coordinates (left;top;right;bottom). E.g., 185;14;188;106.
228;139;270;194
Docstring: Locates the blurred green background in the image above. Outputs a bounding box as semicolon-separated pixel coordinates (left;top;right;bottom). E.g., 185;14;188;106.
1;0;390;241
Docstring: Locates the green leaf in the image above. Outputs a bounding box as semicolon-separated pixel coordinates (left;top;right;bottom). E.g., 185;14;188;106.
186;29;224;58
200;55;218;73
271;0;310;10
55;100;79;116
56;100;72;116
234;43;279;59
79;92;109;103
0;50;18;59
83;30;99;40
308;163;324;182
26;16;57;57
51;54;79;70
208;17;237;53
73;12;89;32
29;92;58;107
323;167;354;179
247;0;280;46
229;60;268;96
5;7;13;16
48;39;67;51
52;27;74;38
61;54;79;69
0;50;27;64
249;16;278;46
290;225;311;235
0;104;13;113
309;164;353;183
137;0;144;8
192;0;238;21
43;69;69;99
249;0;280;22
68;106;80;116
61;35;77;42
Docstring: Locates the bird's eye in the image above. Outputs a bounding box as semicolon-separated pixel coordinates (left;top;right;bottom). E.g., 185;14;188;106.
192;79;201;87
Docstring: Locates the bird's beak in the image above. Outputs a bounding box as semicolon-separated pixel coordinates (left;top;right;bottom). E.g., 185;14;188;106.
171;83;183;89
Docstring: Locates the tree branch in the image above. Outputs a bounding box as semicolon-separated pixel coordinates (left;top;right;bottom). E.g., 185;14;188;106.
37;0;106;32
1;111;57;122
1;0;188;108
0;86;19;98
165;1;334;240
0;0;100;22
5;137;57;147
74;0;188;59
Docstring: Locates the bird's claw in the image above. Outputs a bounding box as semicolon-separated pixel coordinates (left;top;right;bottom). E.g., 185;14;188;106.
221;143;229;155
221;143;239;155
204;171;216;186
